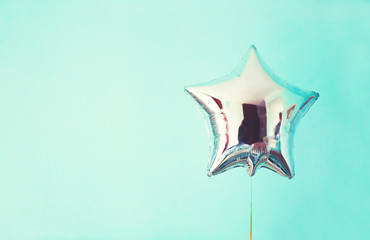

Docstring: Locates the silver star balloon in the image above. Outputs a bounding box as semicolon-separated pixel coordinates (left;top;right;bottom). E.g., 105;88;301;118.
185;46;318;179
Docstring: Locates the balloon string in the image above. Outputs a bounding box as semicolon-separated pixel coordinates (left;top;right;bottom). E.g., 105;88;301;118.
250;177;252;240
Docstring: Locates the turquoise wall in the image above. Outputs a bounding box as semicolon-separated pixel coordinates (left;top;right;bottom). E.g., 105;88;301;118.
0;1;369;239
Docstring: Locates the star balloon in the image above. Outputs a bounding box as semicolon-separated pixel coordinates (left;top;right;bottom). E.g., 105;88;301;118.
185;46;318;179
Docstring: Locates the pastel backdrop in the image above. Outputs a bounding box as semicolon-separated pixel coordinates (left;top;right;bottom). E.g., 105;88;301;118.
0;1;369;239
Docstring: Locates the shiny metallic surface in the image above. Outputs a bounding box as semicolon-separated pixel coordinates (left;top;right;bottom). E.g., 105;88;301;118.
185;46;318;179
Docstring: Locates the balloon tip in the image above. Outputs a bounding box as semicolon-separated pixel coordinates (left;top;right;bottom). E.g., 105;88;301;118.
184;87;192;94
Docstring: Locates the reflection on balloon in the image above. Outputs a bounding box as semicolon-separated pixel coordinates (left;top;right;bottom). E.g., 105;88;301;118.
185;45;318;179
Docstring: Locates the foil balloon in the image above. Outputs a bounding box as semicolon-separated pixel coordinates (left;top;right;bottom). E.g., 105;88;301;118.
185;46;318;179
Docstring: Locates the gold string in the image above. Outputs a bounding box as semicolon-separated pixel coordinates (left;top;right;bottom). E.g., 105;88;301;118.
250;177;252;240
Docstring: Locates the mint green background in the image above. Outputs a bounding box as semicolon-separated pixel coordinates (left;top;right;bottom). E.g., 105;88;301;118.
0;1;369;239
